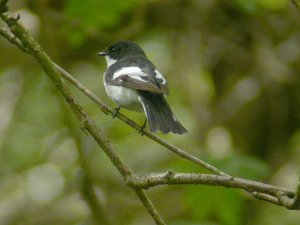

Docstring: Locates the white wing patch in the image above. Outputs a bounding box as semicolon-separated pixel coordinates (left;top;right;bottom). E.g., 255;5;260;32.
113;66;148;82
154;69;167;85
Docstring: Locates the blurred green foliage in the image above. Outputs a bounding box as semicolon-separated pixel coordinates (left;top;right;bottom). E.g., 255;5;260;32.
1;0;300;224
65;0;140;29
63;0;142;46
234;0;288;12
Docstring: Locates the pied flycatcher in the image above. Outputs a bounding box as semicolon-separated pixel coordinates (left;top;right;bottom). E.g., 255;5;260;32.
99;40;187;134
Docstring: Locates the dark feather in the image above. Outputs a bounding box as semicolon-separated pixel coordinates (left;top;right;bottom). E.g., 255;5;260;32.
111;74;164;94
106;55;169;95
138;91;187;134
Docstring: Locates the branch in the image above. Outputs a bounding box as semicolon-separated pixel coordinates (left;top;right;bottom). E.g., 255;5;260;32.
127;171;293;195
0;13;297;211
0;0;230;179
0;10;166;225
278;179;300;209
53;54;291;207
52;55;300;209
54;63;229;177
83;119;166;224
0;27;29;52
127;171;300;210
59;98;112;225
0;5;299;225
251;192;280;205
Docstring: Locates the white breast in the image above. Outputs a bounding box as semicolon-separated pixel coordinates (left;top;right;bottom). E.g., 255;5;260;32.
103;76;142;112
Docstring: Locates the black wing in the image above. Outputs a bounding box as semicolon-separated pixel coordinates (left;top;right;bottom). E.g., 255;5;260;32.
108;65;169;94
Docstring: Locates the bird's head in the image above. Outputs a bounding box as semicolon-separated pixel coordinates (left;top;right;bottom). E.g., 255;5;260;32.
98;40;146;63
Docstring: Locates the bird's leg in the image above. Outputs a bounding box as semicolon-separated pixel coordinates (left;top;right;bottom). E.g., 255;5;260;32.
112;106;121;118
139;118;147;136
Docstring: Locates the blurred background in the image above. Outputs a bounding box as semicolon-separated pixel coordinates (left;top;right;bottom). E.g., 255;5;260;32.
1;0;300;224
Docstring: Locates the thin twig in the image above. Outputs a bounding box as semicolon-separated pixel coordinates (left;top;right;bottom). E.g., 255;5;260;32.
54;60;291;207
278;179;300;209
0;27;29;52
54;63;229;177
53;56;298;208
1;27;288;210
0;11;166;225
1;5;299;216
0;14;293;210
251;192;280;205
83;119;166;224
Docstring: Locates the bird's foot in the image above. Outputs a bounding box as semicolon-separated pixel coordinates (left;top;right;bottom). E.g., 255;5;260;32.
112;106;121;119
139;119;147;136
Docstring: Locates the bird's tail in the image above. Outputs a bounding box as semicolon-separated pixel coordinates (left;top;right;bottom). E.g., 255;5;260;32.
138;91;187;134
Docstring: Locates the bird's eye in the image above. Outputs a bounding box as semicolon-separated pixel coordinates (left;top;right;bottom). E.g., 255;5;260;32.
111;47;116;53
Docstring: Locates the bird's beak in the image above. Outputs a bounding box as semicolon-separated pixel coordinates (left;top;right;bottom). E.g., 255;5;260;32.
98;51;107;56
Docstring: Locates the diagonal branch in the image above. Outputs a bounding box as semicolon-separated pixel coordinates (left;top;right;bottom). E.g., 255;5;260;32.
0;13;296;211
0;10;166;225
0;4;299;224
54;63;229;177
0;27;29;52
60;98;112;225
52;54;299;209
52;50;293;208
83;119;166;224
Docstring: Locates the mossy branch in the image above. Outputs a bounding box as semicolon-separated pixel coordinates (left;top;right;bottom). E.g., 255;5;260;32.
0;4;166;225
1;3;300;225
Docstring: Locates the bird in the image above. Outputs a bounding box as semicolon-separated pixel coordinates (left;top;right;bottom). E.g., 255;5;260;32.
98;40;187;134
